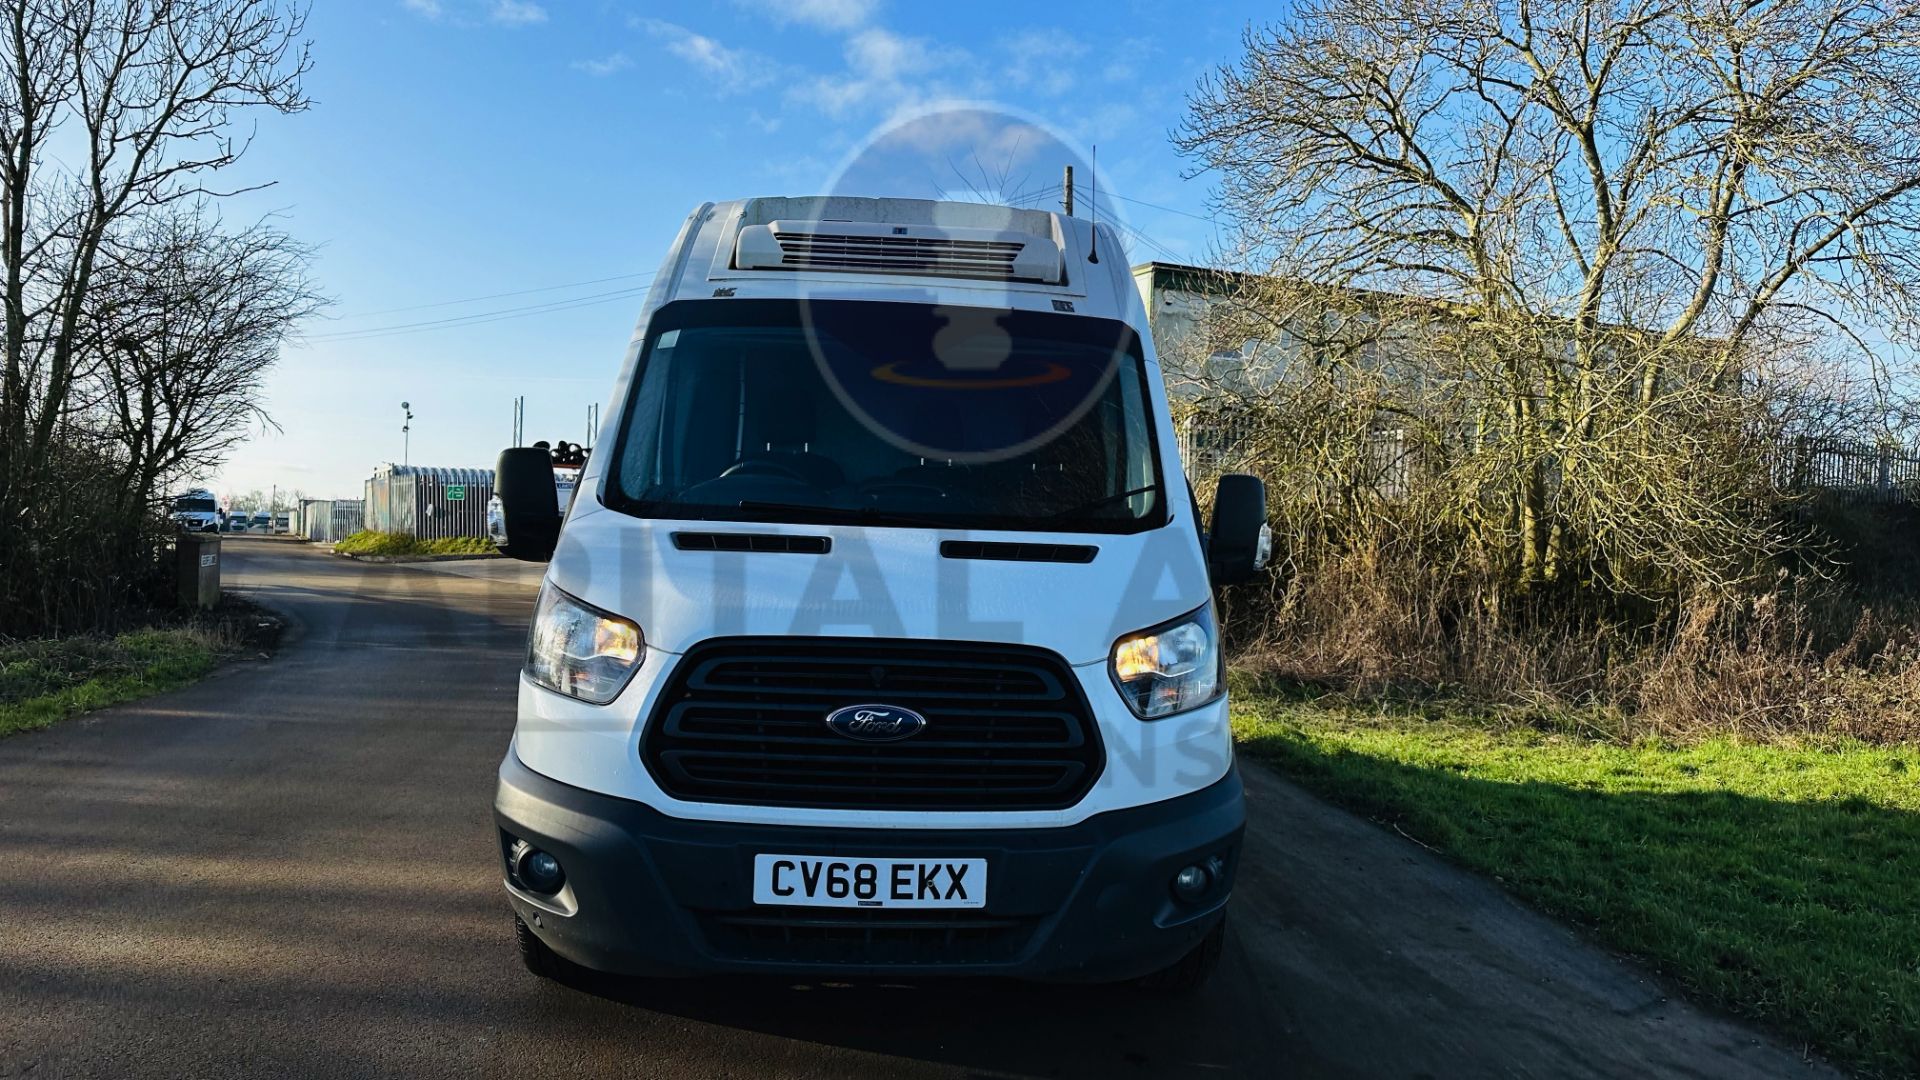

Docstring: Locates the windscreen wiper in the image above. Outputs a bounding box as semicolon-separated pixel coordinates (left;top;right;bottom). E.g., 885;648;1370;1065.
735;501;951;529
1042;484;1161;522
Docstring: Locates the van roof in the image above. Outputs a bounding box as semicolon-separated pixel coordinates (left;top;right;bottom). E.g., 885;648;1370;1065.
641;196;1146;333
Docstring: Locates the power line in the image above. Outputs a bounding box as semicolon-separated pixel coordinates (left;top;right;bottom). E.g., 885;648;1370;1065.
1004;181;1062;208
305;288;652;344
305;296;645;344
329;271;657;321
301;283;655;344
1103;191;1222;225
1109;217;1187;264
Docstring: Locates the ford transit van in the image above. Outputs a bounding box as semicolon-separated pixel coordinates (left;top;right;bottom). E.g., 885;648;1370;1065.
491;195;1269;990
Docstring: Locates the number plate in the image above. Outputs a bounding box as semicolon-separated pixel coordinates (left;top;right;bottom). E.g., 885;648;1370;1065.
752;855;987;909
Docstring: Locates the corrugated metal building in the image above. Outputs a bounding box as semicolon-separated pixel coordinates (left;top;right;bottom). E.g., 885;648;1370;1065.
364;464;495;540
296;499;365;542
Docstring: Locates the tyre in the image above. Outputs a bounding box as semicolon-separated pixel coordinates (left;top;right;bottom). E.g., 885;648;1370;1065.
1135;917;1226;995
514;914;568;980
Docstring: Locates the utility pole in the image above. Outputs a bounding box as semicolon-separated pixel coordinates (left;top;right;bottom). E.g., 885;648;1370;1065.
512;395;524;447
401;401;413;466
1062;164;1074;216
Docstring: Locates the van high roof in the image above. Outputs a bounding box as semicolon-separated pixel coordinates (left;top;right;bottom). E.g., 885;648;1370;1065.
640;195;1142;331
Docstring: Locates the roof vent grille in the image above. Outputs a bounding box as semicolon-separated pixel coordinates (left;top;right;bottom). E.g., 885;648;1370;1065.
735;220;1063;284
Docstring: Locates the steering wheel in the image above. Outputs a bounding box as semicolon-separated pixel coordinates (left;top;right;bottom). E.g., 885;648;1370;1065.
719;459;811;484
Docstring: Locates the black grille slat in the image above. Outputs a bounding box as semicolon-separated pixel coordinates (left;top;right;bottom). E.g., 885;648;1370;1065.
672;532;831;554
666;773;1079;797
641;638;1103;810
664;703;1082;745
940;540;1099;564
687;655;1060;699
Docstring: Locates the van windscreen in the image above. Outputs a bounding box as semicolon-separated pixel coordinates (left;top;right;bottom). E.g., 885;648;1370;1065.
608;299;1165;534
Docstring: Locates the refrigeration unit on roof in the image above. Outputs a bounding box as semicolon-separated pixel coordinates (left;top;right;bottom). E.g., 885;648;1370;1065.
734;220;1065;285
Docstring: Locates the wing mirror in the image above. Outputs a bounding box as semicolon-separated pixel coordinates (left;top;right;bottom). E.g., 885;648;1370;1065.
494;447;561;562
1207;473;1271;586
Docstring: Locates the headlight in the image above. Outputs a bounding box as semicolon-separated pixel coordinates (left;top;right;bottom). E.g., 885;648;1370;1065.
1110;605;1223;719
525;583;643;704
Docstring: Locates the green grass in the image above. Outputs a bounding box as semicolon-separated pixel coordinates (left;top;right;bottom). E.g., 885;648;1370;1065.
0;628;222;737
332;530;495;557
1231;682;1920;1076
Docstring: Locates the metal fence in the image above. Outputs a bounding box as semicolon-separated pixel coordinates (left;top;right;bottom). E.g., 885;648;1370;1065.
1177;410;1413;499
364;464;495;540
1178;410;1920;506
295;498;364;542
1772;437;1920;503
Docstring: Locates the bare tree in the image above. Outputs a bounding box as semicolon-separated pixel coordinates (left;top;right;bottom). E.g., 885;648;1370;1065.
0;0;310;633
84;204;320;514
1177;0;1920;596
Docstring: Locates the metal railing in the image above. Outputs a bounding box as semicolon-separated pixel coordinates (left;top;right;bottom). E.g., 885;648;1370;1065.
1178;410;1920;505
1771;437;1920;503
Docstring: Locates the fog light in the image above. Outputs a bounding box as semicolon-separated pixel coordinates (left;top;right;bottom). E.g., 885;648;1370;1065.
1172;863;1211;902
511;841;566;895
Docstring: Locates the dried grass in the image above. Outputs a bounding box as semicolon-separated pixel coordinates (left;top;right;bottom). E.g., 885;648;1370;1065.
1227;542;1920;746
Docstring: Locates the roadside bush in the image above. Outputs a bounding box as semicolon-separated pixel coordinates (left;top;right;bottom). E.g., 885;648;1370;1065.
1221;516;1920;745
332;531;495;557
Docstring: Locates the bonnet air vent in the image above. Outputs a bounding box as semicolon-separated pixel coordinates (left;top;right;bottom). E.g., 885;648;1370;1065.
940;541;1098;564
734;221;1064;284
673;532;831;554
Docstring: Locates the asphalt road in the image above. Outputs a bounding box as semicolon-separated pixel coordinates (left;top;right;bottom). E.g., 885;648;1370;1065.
0;537;1836;1079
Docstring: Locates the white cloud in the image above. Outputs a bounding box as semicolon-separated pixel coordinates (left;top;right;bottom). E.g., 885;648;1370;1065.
789;28;964;117
735;0;880;31
1102;37;1157;84
488;0;546;26
999;29;1088;96
789;73;874;116
845;28;943;80
637;19;776;95
572;52;631;77
401;0;547;26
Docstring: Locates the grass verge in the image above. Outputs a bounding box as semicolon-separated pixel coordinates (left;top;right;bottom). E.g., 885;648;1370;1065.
1;628;221;737
332;530;495;557
1232;681;1919;1077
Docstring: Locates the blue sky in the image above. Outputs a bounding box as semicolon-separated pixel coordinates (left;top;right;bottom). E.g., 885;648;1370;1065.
212;0;1274;504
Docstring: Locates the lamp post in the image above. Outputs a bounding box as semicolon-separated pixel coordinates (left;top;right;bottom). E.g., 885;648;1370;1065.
401;401;413;466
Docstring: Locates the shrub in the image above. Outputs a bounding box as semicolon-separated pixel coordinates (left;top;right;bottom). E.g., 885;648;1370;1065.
332;531;494;557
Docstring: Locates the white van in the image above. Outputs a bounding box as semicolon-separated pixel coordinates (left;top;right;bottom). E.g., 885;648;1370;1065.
170;489;221;533
491;196;1269;990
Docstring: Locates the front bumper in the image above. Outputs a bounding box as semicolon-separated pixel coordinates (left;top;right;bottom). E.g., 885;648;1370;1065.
494;752;1245;981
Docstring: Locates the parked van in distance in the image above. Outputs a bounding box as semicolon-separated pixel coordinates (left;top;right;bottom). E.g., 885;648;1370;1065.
491;195;1270;990
170;489;220;533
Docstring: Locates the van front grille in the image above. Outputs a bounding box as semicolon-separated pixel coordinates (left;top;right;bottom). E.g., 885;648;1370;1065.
640;638;1103;811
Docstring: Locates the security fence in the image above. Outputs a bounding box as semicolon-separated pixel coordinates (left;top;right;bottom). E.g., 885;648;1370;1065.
295;499;364;542
1177;410;1920;506
1176;409;1413;499
364;464;495;540
1771;437;1920;504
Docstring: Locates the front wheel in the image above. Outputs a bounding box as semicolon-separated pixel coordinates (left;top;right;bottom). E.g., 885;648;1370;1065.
514;914;569;980
1134;917;1226;995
